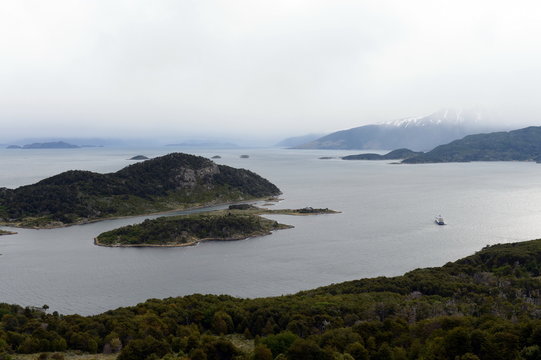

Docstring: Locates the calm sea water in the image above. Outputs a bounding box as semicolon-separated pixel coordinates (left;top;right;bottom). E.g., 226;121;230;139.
2;147;541;315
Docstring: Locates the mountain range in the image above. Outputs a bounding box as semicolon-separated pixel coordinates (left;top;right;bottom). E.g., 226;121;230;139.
294;109;499;151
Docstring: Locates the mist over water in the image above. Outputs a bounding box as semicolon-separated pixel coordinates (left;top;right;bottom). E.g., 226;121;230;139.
2;147;541;315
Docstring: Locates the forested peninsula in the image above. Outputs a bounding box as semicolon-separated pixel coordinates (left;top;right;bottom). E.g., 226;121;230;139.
95;207;337;247
402;126;541;163
342;148;422;161
3;238;541;359
0;153;280;228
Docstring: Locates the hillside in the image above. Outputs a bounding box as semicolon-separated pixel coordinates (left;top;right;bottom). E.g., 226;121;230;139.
342;148;422;160
0;153;280;228
275;134;326;148
296;109;494;151
2;238;541;359
403;126;541;163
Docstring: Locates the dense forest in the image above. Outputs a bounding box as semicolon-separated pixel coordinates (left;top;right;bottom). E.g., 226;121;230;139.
2;238;541;359
95;213;291;246
0;153;280;228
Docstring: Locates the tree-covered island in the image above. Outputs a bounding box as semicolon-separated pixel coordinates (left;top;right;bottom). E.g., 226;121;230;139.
0;153;281;229
95;207;338;247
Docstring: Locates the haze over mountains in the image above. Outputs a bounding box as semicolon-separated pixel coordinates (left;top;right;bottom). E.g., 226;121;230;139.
294;108;503;151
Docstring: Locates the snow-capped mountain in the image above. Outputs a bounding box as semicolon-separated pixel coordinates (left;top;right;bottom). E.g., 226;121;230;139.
295;109;497;151
383;108;484;128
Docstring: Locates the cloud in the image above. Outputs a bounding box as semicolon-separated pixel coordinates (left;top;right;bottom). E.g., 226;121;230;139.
1;0;541;141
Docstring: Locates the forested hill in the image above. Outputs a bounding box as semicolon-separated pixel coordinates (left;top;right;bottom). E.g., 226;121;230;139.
0;153;280;228
342;148;422;161
403;126;541;163
3;238;541;359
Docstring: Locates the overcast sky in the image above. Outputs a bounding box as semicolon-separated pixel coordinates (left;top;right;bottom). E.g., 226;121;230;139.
1;0;541;143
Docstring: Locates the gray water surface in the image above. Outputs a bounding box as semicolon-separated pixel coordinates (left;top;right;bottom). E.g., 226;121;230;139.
2;148;541;314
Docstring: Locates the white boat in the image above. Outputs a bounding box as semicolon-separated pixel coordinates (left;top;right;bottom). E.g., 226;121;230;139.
435;215;445;225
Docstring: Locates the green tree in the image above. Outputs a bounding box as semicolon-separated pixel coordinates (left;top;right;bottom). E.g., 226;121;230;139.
211;311;233;335
253;344;273;360
261;331;298;358
345;342;369;360
286;338;331;360
117;336;171;360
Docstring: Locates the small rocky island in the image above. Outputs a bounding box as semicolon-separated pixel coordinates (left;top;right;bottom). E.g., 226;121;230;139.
95;206;338;247
128;155;149;160
0;229;16;236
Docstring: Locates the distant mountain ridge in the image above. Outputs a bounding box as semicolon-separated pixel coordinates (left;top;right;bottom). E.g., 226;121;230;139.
5;141;105;149
7;141;80;149
295;109;497;151
403;126;541;163
275;134;326;148
342;148;423;161
0;153;280;228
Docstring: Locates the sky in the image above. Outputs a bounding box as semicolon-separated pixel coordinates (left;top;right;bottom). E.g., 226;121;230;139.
1;0;541;144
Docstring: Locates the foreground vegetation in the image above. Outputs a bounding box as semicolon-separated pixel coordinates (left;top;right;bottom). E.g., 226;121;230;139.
3;239;541;359
0;153;280;228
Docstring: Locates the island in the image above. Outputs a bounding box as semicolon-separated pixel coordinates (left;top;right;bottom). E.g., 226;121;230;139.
95;206;338;247
402;126;541;163
128;155;149;160
211;155;221;159
342;148;423;160
95;213;291;247
0;153;280;228
0;229;16;236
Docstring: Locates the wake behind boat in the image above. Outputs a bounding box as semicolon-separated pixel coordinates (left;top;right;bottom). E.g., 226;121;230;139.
435;215;445;225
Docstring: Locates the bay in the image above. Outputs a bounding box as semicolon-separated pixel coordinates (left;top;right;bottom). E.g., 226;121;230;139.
2;147;541;315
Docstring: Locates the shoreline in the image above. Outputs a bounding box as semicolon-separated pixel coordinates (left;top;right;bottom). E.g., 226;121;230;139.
0;196;282;230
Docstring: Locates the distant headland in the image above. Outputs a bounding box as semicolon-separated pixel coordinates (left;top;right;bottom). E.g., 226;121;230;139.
6;141;103;149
